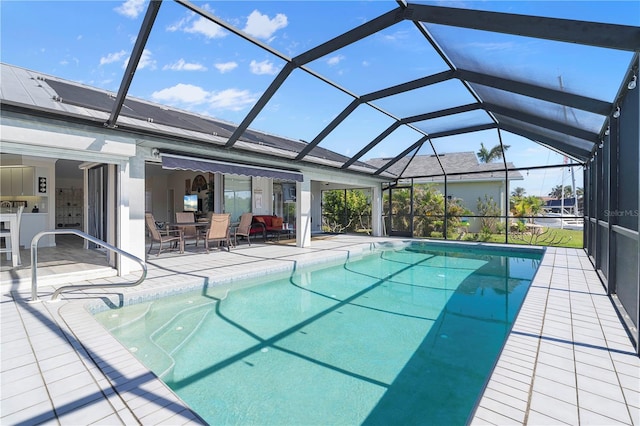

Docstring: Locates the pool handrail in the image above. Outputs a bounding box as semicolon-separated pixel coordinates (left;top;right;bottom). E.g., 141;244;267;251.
30;229;147;302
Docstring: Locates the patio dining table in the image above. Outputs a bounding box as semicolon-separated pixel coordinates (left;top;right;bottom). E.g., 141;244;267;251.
166;221;210;230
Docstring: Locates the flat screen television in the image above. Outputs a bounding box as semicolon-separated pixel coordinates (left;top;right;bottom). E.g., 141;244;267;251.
184;194;198;212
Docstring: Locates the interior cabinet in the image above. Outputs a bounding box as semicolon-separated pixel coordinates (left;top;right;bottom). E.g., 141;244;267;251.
19;167;34;196
0;167;35;196
0;168;11;195
56;188;83;228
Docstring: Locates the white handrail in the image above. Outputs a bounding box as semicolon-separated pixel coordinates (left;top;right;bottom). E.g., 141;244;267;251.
30;229;147;301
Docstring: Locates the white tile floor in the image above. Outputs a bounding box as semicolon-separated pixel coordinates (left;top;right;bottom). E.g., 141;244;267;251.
472;247;639;425
1;237;638;425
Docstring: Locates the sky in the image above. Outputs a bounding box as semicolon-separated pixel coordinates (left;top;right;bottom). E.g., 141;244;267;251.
1;0;638;197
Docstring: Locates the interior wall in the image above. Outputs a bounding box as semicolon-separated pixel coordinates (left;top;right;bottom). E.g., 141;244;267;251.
166;170;208;218
146;174;169;222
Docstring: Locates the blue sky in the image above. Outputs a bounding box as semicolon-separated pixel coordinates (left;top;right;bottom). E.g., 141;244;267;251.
2;0;638;197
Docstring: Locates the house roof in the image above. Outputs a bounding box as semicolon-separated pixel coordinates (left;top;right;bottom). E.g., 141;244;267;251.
0;63;384;177
367;152;523;181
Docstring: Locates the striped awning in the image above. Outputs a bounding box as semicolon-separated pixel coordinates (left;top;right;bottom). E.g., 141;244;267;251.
161;153;303;182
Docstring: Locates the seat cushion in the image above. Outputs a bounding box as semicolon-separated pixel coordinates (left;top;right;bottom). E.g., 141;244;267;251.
271;217;283;229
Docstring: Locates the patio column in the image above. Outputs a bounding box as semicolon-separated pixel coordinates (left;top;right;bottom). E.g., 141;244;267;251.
371;184;383;236
120;156;146;275
296;178;311;247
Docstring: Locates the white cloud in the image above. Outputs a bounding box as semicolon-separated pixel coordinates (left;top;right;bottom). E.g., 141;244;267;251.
249;59;278;75
60;57;80;67
122;49;156;70
163;59;207;71
151;84;258;112
100;50;128;66
467;41;516;52
114;0;146;19
382;30;411;43
215;61;238;73
327;55;345;66
243;10;287;41
209;88;258;111
152;83;209;104
188;17;226;38
168;11;226;39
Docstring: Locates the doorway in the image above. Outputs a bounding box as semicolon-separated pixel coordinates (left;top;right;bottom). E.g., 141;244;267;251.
387;185;413;237
87;164;108;249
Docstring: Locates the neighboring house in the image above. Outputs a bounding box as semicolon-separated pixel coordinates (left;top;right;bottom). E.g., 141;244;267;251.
367;152;523;233
0;63;390;276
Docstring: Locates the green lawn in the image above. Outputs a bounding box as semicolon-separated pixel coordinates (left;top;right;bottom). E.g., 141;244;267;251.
469;228;584;248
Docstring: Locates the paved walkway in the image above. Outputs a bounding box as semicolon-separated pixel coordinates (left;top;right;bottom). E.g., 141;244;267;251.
472;247;639;425
1;237;638;425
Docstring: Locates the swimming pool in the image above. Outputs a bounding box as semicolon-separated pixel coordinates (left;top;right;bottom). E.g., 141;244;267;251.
94;241;542;425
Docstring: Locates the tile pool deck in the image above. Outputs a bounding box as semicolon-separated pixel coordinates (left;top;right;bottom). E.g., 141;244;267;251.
1;235;638;425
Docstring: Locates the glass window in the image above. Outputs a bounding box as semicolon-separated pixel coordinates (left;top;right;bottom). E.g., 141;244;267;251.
224;176;251;222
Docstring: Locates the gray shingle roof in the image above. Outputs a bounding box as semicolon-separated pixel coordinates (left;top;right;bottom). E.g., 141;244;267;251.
367;152;523;181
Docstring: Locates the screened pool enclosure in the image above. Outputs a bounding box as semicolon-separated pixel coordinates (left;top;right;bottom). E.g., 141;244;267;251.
111;0;640;353
3;2;638;350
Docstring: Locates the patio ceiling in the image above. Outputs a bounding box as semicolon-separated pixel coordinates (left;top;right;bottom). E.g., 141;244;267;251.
106;0;639;179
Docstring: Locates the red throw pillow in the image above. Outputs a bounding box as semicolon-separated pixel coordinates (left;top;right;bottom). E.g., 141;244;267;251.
272;217;283;228
254;217;265;224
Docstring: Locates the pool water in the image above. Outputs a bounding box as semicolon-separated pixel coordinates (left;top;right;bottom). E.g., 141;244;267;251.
94;242;542;425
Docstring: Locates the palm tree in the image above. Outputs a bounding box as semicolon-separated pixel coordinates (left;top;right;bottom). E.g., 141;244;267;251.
548;184;573;199
476;142;511;163
512;196;544;223
511;187;526;197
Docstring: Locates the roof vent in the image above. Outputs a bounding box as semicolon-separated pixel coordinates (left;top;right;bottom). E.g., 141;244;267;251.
52;95;62;102
36;76;46;81
147;117;154;123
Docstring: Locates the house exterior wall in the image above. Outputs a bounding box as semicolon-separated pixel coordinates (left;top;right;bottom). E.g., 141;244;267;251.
447;181;507;215
423;180;508;233
2;108;389;275
1;111;140;274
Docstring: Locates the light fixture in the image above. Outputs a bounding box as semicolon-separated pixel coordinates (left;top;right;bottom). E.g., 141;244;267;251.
599;141;604;149
628;74;637;90
613;106;621;119
604;126;610;136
